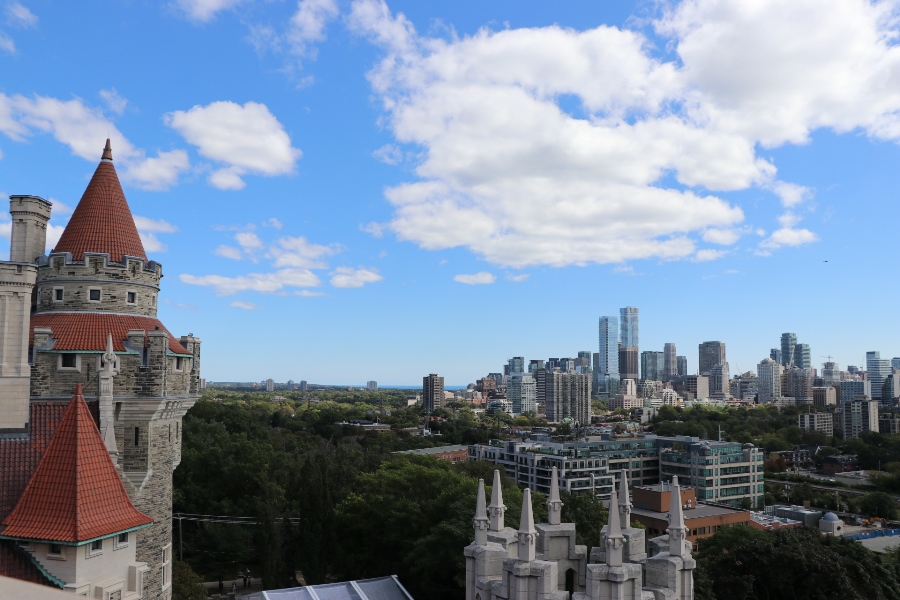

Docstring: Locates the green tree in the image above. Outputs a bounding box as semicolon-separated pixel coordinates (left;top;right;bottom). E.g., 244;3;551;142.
857;491;897;519
172;560;207;600
559;489;607;547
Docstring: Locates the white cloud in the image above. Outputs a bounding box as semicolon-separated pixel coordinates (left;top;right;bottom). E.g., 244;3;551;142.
133;216;178;253
215;245;243;260
330;266;383;288
760;228;819;250
693;248;728;262
270;235;339;268
235;231;264;251
45;223;65;251
372;143;404;165
124;150;191;190
165;101;301;190
99;88;127;115
6;2;37;28
288;0;339;54
361;221;385;238
230;300;262;310
0;33;13;54
174;0;247;22
180;268;321;295
265;217;283;229
613;265;635;275
453;271;496;285
296;289;325;297
506;273;529;282
351;0;900;266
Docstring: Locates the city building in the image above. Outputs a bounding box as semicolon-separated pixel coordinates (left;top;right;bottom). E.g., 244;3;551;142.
508;356;525;375
798;412;834;437
619;306;639;349
630;483;749;542
866;351;892;403
757;359;783;403
618;347;639;381
299;380;309;391
783;368;814;404
794;343;811;369
677;355;688;377
698;341;726;376
0;141;200;599
507;373;537;415
843;398;879;439
545;371;591;424
597;316;619;395
770;348;782;365
680;375;709;400
663;343;677;379
780;333;797;368
422;374;445;413
463;470;695;600
812;386;837;407
367;380;378;390
266;378;275;392
840;380;870;403
708;363;731;398
640;351;665;382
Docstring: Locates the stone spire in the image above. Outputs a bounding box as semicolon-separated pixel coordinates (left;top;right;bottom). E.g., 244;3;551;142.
98;333;119;462
547;465;563;525
488;469;506;531
101;138;113;161
667;476;688;558
618;469;632;528
606;485;624;567
474;478;489;545
517;488;537;561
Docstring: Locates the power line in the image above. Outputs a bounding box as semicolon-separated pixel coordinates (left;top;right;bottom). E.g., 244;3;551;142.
173;513;303;525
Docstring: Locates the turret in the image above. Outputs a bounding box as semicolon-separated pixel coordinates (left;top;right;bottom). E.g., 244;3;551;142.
9;195;51;264
606;486;624;567
618;469;632;528
668;476;689;558
547;465;563;526
489;469;506;531
517;488;537;562
474;479;489;546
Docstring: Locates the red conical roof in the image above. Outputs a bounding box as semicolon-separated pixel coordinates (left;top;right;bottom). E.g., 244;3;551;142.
53;141;147;263
0;385;153;543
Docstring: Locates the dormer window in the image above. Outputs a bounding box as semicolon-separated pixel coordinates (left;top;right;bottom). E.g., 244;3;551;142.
88;288;101;302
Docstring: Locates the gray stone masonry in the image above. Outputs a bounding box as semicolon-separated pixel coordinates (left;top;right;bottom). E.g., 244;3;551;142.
8;195;51;265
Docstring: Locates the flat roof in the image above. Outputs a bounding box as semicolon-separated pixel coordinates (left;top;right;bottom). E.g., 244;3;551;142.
395;445;469;455
631;503;745;521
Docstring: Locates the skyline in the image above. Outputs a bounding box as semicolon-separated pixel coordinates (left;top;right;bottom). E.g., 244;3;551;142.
3;0;900;383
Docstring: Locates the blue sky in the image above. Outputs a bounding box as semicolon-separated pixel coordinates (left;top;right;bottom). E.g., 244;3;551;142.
2;0;900;385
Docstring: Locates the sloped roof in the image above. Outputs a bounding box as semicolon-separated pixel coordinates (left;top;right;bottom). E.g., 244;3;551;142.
0;386;153;543
31;312;192;355
52;140;147;263
262;576;415;600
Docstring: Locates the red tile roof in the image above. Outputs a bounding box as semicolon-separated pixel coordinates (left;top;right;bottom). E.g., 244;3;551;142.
1;386;153;543
52;141;147;263
0;540;61;588
31;312;192;355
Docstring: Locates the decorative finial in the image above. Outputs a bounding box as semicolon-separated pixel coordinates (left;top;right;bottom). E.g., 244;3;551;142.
101;333;119;374
619;469;632;528
74;383;83;396
101;138;113;161
488;469;506;532
667;477;688;558
606;485;624;567
474;479;489;545
517;488;537;561
547;465;563;525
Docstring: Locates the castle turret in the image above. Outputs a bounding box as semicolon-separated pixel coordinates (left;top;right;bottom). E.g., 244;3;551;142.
474;478;489;546
8;195;51;264
605;487;624;567
667;476;688;558
547;465;563;526
619;469;632;528
517;488;537;562
489;469;506;531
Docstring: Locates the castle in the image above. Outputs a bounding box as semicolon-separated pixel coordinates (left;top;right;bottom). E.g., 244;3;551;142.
464;468;695;600
0;140;200;599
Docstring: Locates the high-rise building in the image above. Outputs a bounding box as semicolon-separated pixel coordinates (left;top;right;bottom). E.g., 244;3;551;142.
299;380;309;391
798;413;834;438
780;333;797;368
883;372;900;403
676;355;688;376
423;374;445;413
266;378;275;392
545;371;591;424
663;343;677;379
708;363;731;398
576;351;592;370
681;375;709;400
812;386;837;407
843;398;879;439
598;316;619;393
770;348;782;365
698;341;726;376
822;362;841;385
757;358;783;403
619;306;639;349
618;347;639;381
794;344;811;370
367;380;378;391
507;373;537;415
867;351;892;403
783;368;814;403
840;380;870;403
528;359;544;373
892;357;900;370
508;356;525;374
641;351;665;381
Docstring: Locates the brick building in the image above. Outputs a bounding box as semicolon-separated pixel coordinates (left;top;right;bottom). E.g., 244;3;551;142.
629;482;749;543
0;141;200;599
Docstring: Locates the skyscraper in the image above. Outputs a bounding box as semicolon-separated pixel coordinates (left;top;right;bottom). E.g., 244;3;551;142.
676;356;688;376
507;373;536;414
663;343;677;379
619;347;639;381
598;316;619;393
698;341;726;376
780;333;797;368
867;351;892;403
794;344;811;370
757;358;783;403
641;351;665;381
545;370;591;424
770;348;782;365
423;374;444;412
619;307;639;379
508;356;525;374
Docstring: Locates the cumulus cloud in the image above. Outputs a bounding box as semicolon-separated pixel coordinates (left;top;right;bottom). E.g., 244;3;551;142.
0;93;190;189
0;33;13;54
350;0;900;266
506;273;529;282
215;245;243;260
760;227;819;250
180;268;321;295
693;249;728;262
270;235;340;268
165;101;301;190
288;0;339;54
330;266;383;288
230;300;261;310
361;221;385;238
133;216;178;253
453;271;496;285
99;88;127;115
174;0;247;22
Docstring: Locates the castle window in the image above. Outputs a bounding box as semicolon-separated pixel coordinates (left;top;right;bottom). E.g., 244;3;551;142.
47;543;63;558
59;354;79;370
174;357;184;372
88;288;101;302
134;426;140;446
87;538;103;558
114;532;129;550
162;544;172;590
53;287;64;302
126;291;136;304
